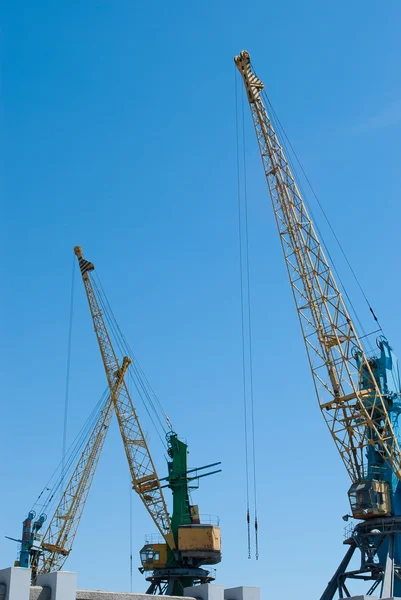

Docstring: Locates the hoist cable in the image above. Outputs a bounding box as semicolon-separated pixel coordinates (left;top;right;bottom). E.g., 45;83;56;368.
266;96;375;355
256;79;383;346
91;275;168;449
241;90;259;560
129;484;133;592
93;272;171;428
235;70;251;560
61;254;76;502
42;392;108;513
254;82;372;351
33;390;109;516
274;103;384;332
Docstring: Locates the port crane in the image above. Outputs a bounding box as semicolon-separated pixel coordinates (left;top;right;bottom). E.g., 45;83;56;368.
73;245;221;595
10;248;221;596
235;50;401;598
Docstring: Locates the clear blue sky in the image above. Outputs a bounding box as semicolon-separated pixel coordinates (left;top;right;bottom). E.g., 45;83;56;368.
1;1;400;598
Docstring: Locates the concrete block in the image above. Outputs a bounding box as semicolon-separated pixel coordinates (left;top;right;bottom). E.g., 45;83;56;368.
184;583;224;600
30;586;51;600
36;571;77;600
77;593;194;600
0;567;31;600
224;587;260;600
347;597;378;600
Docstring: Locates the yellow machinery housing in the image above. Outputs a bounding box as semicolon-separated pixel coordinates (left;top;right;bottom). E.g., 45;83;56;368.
178;525;221;565
140;525;221;572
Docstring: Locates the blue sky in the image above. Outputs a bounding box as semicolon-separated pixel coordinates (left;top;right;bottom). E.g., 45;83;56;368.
1;1;400;597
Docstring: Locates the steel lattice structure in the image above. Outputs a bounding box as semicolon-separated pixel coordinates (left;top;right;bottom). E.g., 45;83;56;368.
74;247;175;551
234;50;401;484
32;357;130;577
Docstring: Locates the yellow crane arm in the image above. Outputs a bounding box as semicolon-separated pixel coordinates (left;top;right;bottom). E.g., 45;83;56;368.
235;50;401;482
32;357;130;578
74;246;175;550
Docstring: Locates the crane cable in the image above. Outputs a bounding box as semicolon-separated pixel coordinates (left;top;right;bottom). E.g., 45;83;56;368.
250;62;384;345
241;90;259;561
129;485;133;592
32;388;109;517
235;69;258;560
91;272;172;450
61;254;76;504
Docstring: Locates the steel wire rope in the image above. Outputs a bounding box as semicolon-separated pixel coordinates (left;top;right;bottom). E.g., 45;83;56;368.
93;276;168;445
241;90;259;560
261;89;373;348
93;273;171;430
92;272;165;422
91;275;168;449
61;255;76;504
34;390;109;517
255;81;373;350
272;97;384;334
253;75;382;351
235;69;252;560
129;485;133;592
265;97;376;356
38;400;102;513
41;392;108;512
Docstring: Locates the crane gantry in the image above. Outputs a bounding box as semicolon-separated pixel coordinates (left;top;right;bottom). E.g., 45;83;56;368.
235;50;401;598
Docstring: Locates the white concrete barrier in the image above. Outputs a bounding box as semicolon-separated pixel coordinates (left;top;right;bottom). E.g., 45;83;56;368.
184;584;224;600
347;596;378;599
77;593;193;600
224;587;260;600
36;571;77;600
0;566;259;600
0;567;31;600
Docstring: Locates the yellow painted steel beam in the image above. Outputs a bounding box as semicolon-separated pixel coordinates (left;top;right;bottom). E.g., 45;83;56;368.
74;246;175;550
32;357;130;578
235;50;401;483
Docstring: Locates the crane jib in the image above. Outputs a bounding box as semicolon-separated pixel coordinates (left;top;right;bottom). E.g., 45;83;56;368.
234;49;401;490
73;245;175;551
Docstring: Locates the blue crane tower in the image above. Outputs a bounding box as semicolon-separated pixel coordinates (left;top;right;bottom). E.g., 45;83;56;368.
235;49;401;598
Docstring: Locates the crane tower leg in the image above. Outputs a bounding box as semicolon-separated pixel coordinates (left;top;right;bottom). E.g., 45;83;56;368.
321;519;401;598
320;544;356;600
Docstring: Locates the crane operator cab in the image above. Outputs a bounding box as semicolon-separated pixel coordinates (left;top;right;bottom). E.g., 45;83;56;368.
140;543;168;570
348;479;391;519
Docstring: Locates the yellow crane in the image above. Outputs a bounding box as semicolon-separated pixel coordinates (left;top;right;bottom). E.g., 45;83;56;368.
73;246;175;549
12;247;220;596
235;50;401;597
73;246;221;595
30;359;130;578
235;50;401;482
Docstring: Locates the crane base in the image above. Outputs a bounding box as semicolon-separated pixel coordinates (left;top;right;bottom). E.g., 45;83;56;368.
145;566;214;596
320;516;401;599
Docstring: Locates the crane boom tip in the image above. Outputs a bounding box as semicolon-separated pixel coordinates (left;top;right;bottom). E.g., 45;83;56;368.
234;50;250;65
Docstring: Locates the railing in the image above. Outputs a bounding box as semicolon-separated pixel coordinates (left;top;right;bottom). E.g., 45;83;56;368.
343;522;355;540
179;513;220;526
143;533;165;545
